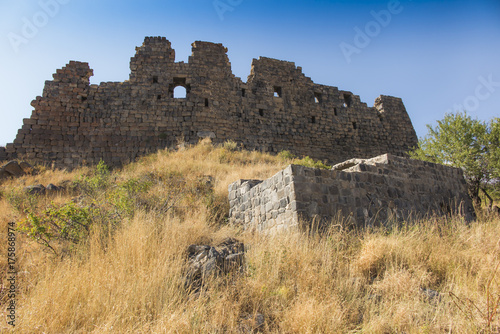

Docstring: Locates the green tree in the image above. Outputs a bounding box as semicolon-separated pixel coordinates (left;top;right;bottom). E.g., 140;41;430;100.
409;112;499;207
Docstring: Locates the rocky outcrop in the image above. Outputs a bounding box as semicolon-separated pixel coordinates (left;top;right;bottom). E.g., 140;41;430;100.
184;238;245;291
23;183;65;195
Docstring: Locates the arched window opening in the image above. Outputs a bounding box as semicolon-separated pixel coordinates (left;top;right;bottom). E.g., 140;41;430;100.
174;86;187;99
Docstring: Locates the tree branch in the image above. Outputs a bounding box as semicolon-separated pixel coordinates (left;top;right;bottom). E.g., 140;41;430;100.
481;188;494;209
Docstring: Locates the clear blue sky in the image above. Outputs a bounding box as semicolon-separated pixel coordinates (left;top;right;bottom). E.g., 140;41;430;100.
0;0;499;146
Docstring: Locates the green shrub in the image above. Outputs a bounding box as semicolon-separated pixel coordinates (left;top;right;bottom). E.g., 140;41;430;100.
294;156;330;169
7;190;39;213
18;202;92;255
74;160;111;198
278;150;296;161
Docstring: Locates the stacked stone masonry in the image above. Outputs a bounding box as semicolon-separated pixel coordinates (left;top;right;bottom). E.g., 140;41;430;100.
3;37;418;169
228;154;475;233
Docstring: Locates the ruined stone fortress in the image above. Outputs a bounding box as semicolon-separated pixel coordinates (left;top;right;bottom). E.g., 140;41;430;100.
0;36;418;168
0;36;475;229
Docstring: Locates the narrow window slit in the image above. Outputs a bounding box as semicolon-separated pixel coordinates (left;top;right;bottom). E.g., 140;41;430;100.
343;93;352;107
314;92;322;104
273;86;282;98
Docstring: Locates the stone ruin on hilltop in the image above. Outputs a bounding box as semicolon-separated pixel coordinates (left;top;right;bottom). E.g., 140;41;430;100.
0;36;417;169
229;154;476;232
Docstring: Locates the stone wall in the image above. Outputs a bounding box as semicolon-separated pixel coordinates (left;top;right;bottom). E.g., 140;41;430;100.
228;170;298;234
4;36;418;169
228;154;476;232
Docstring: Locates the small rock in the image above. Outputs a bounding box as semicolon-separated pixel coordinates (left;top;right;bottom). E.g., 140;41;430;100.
46;184;60;192
238;313;265;333
197;131;216;139
19;161;34;174
420;288;441;302
184;238;245;291
24;184;46;195
3;161;24;177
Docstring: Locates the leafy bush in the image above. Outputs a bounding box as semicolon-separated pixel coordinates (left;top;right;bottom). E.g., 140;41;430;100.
294;156;330;169
18;202;92;255
7;190;39;213
278;150;295;161
74;160;111;198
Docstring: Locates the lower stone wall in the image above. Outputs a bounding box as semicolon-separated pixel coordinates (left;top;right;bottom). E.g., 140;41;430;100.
0;147;6;161
229;154;476;232
228;167;298;233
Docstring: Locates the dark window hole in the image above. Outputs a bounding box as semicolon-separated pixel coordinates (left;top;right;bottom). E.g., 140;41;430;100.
343;93;352;107
273;86;282;98
314;92;322;104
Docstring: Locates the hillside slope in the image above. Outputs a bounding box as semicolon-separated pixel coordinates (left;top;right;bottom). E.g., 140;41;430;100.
1;140;499;333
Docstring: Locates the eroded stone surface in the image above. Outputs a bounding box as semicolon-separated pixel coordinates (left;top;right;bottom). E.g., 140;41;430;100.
184;238;245;291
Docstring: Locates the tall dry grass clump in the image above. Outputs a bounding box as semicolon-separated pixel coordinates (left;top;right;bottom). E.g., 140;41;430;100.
1;140;499;333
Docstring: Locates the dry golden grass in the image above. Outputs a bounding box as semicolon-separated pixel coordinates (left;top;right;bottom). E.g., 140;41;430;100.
1;141;499;333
